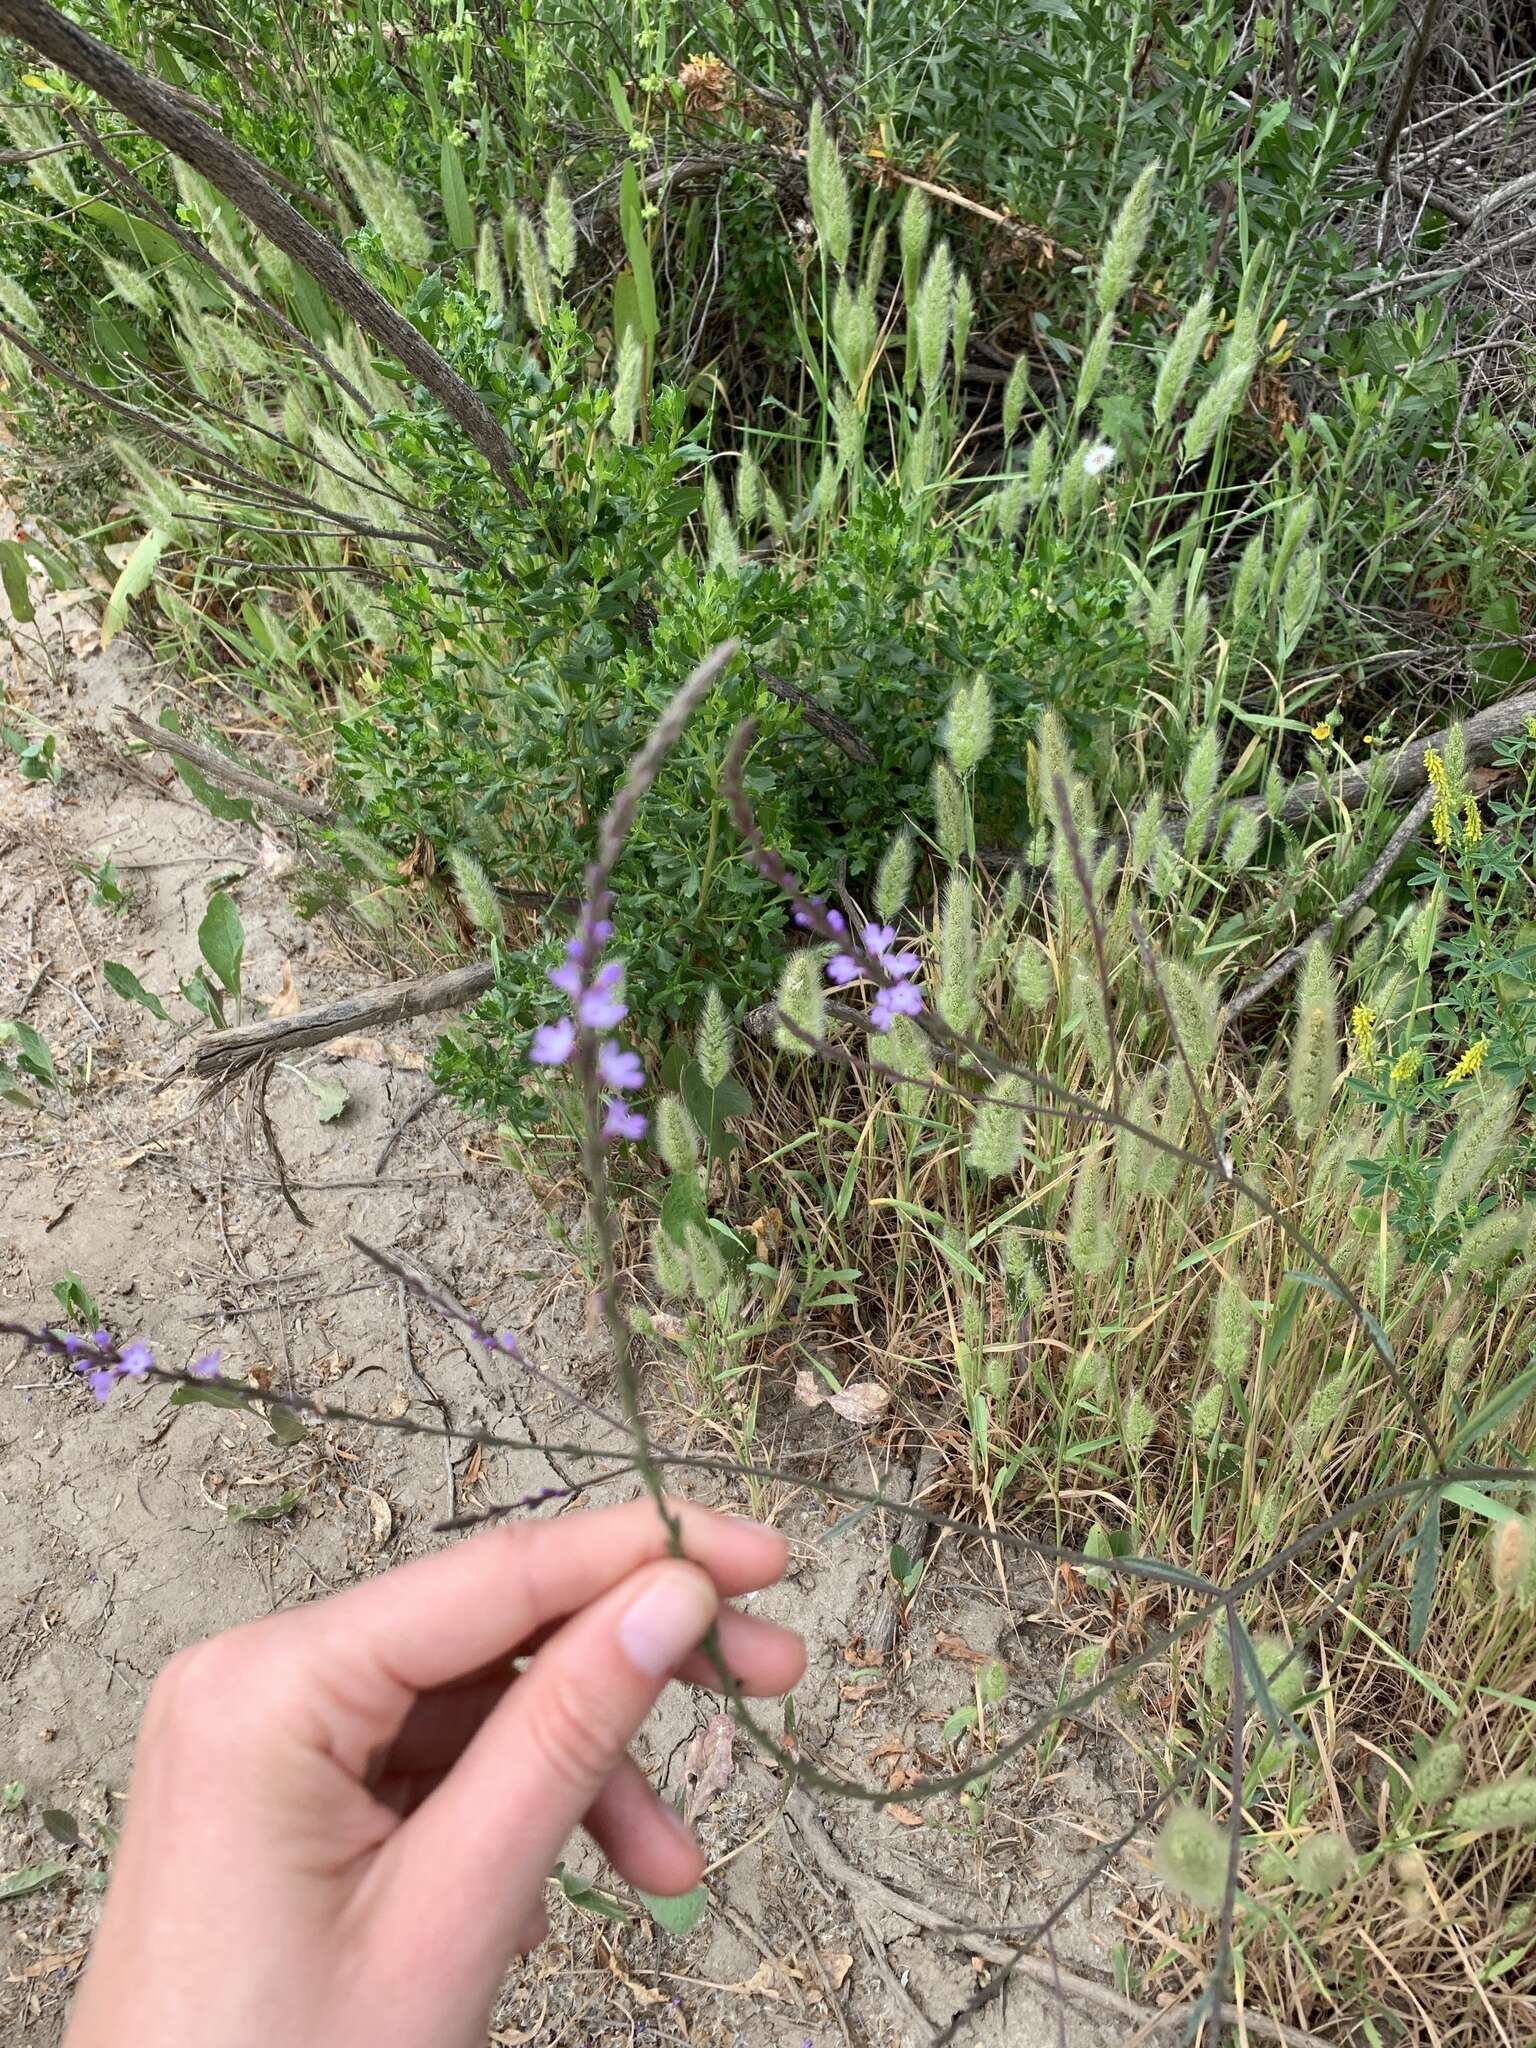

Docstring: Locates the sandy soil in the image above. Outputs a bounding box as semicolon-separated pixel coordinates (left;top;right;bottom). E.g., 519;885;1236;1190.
1;559;1138;2043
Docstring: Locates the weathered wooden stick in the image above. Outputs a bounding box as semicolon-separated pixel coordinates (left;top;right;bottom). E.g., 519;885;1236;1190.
121;710;336;825
1240;684;1536;829
184;962;494;1080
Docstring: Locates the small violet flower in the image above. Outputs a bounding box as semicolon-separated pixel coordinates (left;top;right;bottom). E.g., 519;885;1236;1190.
871;978;924;1031
597;1041;644;1092
529;1017;577;1066
528;909;646;1143
118;1342;153;1380
602;1098;647;1142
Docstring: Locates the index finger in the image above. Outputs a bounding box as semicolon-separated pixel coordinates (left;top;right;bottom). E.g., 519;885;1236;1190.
229;1498;785;1766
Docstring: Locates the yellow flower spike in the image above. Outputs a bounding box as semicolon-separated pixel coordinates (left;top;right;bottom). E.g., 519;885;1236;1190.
1463;795;1483;847
1424;745;1453;849
1389;1049;1419;1094
1446;1039;1489;1084
1350;1005;1377;1065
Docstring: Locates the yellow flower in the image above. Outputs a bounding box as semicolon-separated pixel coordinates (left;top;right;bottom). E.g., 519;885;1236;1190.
1424;745;1453;849
1463;794;1482;846
1311;721;1331;743
1388;1049;1419;1094
1350;1004;1377;1065
1446;1038;1488;1084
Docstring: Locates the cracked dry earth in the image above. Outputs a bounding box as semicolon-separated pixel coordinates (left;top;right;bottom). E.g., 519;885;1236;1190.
0;555;1138;2045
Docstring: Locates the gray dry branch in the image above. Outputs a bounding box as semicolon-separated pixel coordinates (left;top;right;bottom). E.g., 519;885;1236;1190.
0;0;529;502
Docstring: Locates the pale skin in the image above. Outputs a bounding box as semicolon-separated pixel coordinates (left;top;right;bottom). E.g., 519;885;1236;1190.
63;1498;805;2048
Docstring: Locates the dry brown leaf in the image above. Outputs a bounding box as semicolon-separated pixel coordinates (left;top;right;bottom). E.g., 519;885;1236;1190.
267;961;302;1019
934;1631;987;1664
324;1035;427;1070
683;1712;734;1825
365;1490;392;1551
820;1951;853;1991
726;1960;789;2000
794;1371;890;1427
746;1207;782;1260
598;1937;667;2006
651;1311;688;1343
885;1803;925;1828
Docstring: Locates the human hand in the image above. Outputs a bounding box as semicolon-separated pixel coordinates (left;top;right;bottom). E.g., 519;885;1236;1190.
63;1498;803;2048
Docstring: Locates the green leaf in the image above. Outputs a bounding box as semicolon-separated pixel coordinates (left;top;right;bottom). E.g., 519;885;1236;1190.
942;1703;978;1743
1443;1482;1522;1523
680;1058;749;1162
171;758;255;824
198;891;245;1000
226;1486;303;1524
103;961;170;1022
168;1382;253;1412
1452;1361;1536;1455
638;1884;708;1937
101;529;167;648
618;162;657;344
266;1402;307;1447
0;1017;56;1087
0;1861;67;1901
299;1073;349;1123
0;1064;38;1110
0;539;35;623
40;1808;79;1847
557;1862;631;1922
179;972;225;1027
439;137;475;251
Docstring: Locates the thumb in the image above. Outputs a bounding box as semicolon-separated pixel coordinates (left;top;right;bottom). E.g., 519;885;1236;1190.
373;1559;720;1963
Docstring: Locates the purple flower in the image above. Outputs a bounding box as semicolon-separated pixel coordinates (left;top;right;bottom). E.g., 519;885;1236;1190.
871;978;924;1031
118;1342;153;1380
793;896;845;936
597;1041;644;1091
578;963;628;1031
530;1017;576;1066
547;960;583;997
826;951;864;985
93;1328;111;1349
862;921;897;957
87;1368;118;1402
190;1350;221;1380
602;1098;647;1141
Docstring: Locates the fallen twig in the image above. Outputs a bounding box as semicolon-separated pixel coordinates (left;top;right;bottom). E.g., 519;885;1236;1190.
1224;784;1437;1027
121;710;336;826
184;963;495;1081
760;670;876;766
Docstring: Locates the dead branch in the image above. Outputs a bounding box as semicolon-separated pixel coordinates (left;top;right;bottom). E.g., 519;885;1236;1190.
1225;786;1437;1027
0;0;528;503
1238;683;1536;831
184;962;494;1081
760;669;876;766
121;710;337;826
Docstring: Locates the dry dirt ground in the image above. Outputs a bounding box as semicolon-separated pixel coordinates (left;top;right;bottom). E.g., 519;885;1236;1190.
0;561;1144;2043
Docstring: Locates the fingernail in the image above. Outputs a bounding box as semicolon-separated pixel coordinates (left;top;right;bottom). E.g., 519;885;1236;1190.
617;1565;718;1676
